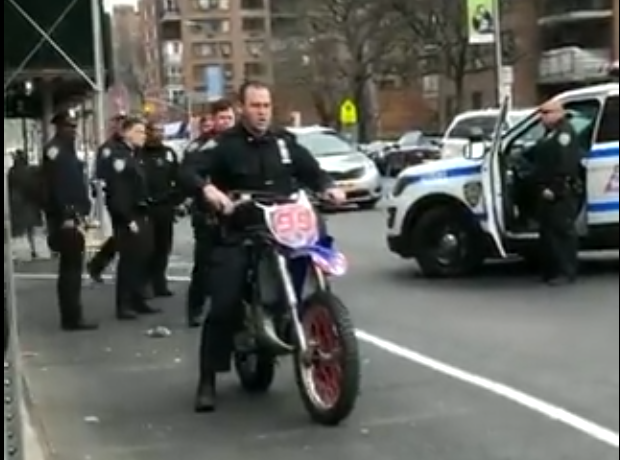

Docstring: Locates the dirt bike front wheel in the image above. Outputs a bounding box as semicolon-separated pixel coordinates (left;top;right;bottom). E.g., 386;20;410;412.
293;291;360;425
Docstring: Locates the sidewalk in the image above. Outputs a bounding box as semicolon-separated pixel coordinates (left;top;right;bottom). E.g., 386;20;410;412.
14;278;315;459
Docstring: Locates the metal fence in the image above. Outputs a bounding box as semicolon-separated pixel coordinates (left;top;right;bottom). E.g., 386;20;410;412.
4;164;24;459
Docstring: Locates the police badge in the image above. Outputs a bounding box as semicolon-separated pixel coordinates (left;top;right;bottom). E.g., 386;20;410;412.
276;139;291;163
558;133;571;145
46;146;58;159
113;159;125;171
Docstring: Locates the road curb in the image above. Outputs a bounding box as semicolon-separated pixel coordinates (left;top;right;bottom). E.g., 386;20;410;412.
22;402;45;459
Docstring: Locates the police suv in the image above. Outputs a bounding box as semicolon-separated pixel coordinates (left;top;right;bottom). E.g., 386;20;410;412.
386;83;618;276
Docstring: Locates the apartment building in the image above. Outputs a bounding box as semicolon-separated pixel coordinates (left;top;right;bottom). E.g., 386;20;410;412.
137;0;272;116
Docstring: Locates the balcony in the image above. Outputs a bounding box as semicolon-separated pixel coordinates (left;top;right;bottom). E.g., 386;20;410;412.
538;47;610;84
160;8;180;21
538;0;612;26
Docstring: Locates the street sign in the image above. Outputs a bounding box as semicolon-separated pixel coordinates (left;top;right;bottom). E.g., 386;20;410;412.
339;99;357;125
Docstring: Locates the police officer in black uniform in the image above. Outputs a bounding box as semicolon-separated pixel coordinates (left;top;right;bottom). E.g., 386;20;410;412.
527;100;583;285
41;113;97;330
185;99;236;326
105;116;159;319
180;81;345;412
139;122;180;296
87;114;127;282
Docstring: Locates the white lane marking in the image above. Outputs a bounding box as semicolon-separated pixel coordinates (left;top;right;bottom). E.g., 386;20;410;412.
356;330;618;448
14;272;620;448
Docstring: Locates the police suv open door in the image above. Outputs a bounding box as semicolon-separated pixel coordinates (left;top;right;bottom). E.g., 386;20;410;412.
480;96;509;257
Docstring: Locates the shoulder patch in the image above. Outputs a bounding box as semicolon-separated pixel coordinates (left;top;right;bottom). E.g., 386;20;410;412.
187;142;199;152
46;146;58;159
113;159;125;172
101;147;111;158
558;132;571;146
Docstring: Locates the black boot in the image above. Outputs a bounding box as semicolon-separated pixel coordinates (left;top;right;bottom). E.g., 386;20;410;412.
133;301;161;314
116;306;138;320
194;372;216;412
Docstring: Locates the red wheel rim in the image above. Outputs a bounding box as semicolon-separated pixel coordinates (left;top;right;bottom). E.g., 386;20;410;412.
303;305;342;408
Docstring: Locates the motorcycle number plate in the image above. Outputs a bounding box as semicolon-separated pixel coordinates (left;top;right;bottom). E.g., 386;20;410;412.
267;204;317;247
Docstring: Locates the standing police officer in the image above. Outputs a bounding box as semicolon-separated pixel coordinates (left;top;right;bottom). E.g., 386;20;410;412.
180;82;344;411
528;100;583;285
87;114;126;282
105;117;159;319
140;122;180;296
41;113;97;330
185;99;235;326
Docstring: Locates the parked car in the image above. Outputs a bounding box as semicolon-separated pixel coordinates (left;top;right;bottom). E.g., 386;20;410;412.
287;126;383;209
440;108;533;159
381;131;441;176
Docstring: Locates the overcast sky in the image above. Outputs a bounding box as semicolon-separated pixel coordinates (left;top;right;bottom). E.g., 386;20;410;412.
104;0;136;10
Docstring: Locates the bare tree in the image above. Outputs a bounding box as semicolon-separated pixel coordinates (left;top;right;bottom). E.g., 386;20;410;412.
389;0;520;113
271;34;346;126
272;0;408;140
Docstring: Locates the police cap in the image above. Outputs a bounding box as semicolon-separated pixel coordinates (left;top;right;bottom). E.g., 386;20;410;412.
51;111;77;126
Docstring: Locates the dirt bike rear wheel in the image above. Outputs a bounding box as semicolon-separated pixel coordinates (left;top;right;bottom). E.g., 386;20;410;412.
233;349;276;393
293;291;360;425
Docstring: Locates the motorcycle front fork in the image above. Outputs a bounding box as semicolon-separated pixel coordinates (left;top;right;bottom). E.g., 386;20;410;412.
274;254;327;357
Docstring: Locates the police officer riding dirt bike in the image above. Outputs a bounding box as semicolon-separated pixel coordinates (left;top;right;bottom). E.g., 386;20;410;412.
215;189;360;425
179;81;360;424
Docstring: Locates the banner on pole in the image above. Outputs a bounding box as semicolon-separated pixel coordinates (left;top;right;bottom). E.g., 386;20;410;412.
467;0;495;44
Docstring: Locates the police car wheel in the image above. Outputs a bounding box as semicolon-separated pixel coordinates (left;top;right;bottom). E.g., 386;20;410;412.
412;207;482;277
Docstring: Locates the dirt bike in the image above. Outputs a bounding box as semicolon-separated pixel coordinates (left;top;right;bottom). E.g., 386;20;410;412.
221;190;360;426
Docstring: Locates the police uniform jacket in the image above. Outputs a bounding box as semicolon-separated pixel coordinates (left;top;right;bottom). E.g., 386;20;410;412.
138;142;181;211
180;124;333;197
41;135;90;222
527;119;583;195
104;142;150;225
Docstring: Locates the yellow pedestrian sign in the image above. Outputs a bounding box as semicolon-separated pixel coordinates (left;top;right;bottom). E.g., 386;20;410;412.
339;99;357;125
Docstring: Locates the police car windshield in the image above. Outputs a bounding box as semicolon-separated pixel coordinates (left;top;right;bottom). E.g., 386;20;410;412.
295;131;355;156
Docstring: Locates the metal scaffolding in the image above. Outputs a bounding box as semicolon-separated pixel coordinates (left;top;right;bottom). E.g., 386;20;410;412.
4;0;107;457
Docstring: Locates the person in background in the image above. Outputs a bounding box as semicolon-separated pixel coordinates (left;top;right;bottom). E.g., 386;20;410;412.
87;113;127;282
105;116;160;319
8;150;43;259
184;99;236;327
526;100;583;285
139;122;181;297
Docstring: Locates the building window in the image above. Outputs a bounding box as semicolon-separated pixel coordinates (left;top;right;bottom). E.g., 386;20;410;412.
192;43;216;57
162;0;178;12
242;18;265;33
244;62;266;77
470;91;483;109
193;0;229;9
219;42;232;57
165;64;182;77
241;0;263;9
188;19;230;34
245;40;264;57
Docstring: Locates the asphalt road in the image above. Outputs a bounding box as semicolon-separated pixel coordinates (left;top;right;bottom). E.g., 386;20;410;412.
12;207;619;460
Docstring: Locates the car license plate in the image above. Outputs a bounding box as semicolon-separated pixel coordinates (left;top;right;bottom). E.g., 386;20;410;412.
338;181;356;190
